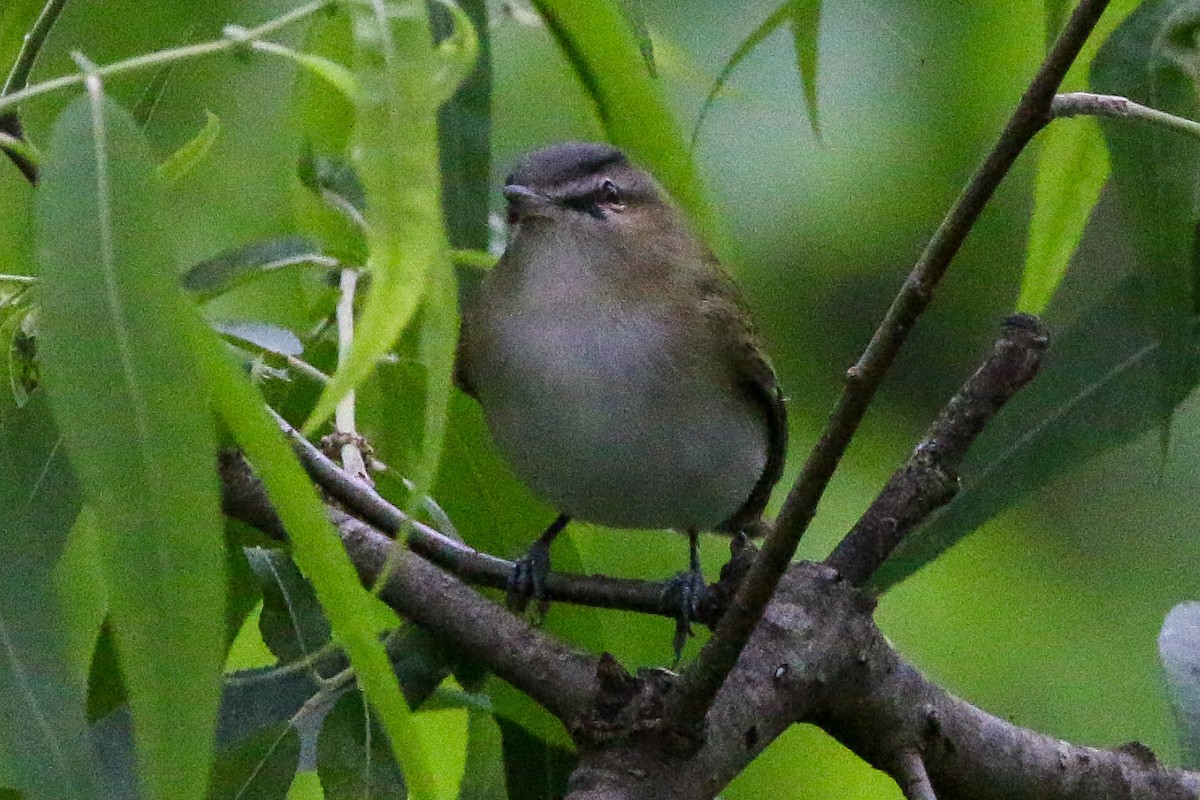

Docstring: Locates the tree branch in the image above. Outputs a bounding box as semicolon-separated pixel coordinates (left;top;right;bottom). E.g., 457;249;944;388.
219;404;1200;800
217;448;599;722
826;314;1048;585
564;562;1200;800
329;507;598;722
268;414;679;618
661;0;1112;741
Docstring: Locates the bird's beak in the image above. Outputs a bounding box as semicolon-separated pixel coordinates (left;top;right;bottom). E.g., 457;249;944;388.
503;183;548;223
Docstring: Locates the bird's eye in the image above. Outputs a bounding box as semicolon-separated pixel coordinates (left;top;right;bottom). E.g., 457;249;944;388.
599;179;624;210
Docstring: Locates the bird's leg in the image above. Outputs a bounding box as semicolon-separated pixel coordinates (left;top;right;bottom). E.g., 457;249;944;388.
507;513;571;615
663;529;706;664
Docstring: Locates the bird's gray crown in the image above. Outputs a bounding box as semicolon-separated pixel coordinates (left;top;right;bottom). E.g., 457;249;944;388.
505;142;628;190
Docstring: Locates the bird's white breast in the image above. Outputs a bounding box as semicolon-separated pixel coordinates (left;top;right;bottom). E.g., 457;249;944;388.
469;272;768;532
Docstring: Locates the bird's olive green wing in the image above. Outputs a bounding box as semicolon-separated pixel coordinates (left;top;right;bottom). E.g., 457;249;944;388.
699;269;788;535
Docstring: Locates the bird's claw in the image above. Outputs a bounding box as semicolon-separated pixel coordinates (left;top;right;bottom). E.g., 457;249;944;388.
662;568;706;665
507;539;552;617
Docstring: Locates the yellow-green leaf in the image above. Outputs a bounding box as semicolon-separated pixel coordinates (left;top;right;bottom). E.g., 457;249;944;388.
305;1;451;435
1017;117;1108;314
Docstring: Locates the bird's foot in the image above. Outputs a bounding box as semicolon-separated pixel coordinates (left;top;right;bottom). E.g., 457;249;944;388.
662;568;706;666
507;538;552;617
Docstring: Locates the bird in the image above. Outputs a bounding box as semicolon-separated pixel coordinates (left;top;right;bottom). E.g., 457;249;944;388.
454;142;786;654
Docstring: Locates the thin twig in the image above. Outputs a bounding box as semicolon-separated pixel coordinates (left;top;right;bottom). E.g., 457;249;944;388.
0;0;333;117
1053;91;1200;140
662;0;1112;739
256;413;677;618
333;268;370;482
826;314;1048;586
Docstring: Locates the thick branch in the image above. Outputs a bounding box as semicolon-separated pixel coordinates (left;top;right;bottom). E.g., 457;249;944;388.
219;416;1200;800
663;0;1112;740
826;314;1048;585
565;562;1200;800
329;508;598;722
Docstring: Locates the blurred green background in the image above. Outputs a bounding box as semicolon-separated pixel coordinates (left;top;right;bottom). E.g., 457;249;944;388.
2;1;1197;797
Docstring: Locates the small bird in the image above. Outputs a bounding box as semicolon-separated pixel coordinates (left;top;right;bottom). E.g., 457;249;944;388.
455;142;786;651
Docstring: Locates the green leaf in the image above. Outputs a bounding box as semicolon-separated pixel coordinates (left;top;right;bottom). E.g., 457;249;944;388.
316;692;407;799
207;723;301;800
1159;602;1200;769
0;305;36;407
407;255;458;507
530;0;719;249
157;110;221;184
181;236;332;301
1090;0;1200;433
214;667;322;752
187;323;443;800
53;507;108;689
614;0;655;75
305;2;452;434
264;45;359;103
429;0;480;105
692;0;822;150
787;0;821;138
456;710;507;800
496;719;574;800
1012;0;1139;313
35;93;225;800
434;0;491;252
1016;118;1108;314
212;320;304;358
246;548;332;666
0;394;102;800
872;276;1200;591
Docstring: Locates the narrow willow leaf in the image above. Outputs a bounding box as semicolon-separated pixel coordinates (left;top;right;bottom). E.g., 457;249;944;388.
1045;0;1070;50
305;2;452;434
788;0;821;137
1017;118;1108;314
1091;0;1200;434
0;394;101;800
267;46;360;102
0;2;43;73
214;667;322;755
692;0;822;151
429;0;480;105
436;0;491;252
181;236;331;301
157;110;221;184
187;324;441;800
531;0;719;248
456;710;506;800
52;507;108;689
496;719;574;800
407;255;458;507
1160;602;1200;768
35;94;224;800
